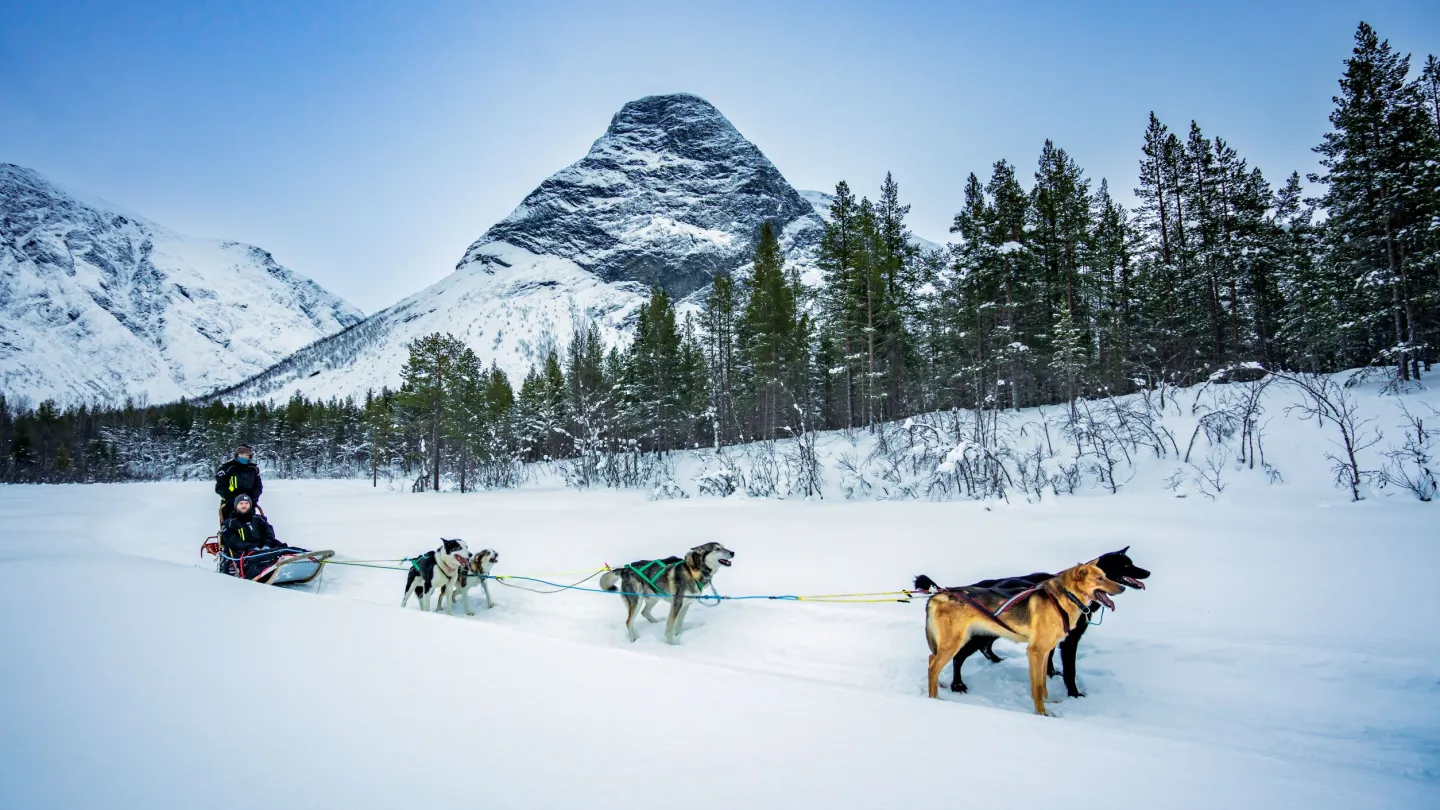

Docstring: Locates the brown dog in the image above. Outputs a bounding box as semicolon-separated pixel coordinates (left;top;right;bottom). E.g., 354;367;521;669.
924;563;1124;715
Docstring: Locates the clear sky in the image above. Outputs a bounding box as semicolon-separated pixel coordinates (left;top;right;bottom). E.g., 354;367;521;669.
3;1;1437;313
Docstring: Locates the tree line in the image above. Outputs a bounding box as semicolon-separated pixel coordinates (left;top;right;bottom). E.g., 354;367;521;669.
4;22;1437;489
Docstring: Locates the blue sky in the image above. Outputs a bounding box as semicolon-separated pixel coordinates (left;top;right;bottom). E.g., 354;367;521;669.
3;0;1437;312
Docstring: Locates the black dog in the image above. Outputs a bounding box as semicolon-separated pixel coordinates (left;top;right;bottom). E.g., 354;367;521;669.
914;546;1150;698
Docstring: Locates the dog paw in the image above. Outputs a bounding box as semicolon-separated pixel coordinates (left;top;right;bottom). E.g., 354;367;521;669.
465;611;475;616
949;683;968;694
1067;689;1086;698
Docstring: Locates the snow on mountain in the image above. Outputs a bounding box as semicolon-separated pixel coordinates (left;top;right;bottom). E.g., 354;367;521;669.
215;93;826;403
800;187;944;254
0;163;363;404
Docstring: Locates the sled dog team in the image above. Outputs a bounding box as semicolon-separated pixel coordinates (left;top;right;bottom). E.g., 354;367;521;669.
399;536;1148;716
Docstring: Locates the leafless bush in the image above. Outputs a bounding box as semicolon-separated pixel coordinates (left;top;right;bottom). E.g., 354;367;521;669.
1190;444;1230;500
745;441;782;497
1276;372;1383;501
696;451;740;497
1379;401;1437;502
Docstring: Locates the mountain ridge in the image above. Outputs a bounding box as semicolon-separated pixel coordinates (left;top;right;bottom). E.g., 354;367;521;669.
0;163;363;404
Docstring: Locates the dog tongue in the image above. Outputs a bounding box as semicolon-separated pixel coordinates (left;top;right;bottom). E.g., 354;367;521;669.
1124;577;1146;589
1096;592;1116;610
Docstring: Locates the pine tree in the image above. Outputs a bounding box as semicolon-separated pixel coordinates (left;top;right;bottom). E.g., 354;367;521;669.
397;333;469;492
1312;22;1440;381
742;221;802;437
701;269;743;446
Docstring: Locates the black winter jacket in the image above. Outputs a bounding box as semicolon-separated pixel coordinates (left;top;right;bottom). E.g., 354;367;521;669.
215;459;264;503
220;513;278;556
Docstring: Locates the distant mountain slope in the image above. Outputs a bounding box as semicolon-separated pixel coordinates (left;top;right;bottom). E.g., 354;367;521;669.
0;163;363;403
216;93;825;403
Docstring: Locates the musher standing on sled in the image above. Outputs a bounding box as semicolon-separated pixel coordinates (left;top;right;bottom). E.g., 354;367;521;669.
215;444;263;522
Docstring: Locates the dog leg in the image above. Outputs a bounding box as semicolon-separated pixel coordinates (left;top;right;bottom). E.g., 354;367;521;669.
462;586;474;616
980;638;1003;664
950;636;991;693
481;579;493;609
664;596;682;645
401;588;411;608
1027;643;1053;716
1060;616;1087;697
641;597;662;623
673;597;693;639
623;594;640;642
929;634;967;700
419;591;430;612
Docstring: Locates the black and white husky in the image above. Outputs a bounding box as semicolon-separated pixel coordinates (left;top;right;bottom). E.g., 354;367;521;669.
599;542;735;644
401;538;470;613
451;549;499;615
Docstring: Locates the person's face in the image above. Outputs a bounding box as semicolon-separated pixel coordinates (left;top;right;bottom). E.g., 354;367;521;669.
236;501;252;515
237;451;253;463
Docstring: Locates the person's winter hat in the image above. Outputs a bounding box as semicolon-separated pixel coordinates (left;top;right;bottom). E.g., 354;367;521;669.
236;444;254;456
233;493;253;508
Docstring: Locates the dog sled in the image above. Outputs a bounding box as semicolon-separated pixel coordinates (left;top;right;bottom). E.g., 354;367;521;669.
201;538;335;586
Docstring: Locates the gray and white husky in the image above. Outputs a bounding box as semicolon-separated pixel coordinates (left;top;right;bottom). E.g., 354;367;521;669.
599;542;735;644
451;548;500;615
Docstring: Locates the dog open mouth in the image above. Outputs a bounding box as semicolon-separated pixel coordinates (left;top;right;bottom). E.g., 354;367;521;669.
1121;576;1146;589
1093;590;1117;610
717;558;732;567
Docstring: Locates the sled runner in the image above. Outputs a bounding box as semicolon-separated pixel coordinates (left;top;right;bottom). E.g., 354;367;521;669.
201;538;334;586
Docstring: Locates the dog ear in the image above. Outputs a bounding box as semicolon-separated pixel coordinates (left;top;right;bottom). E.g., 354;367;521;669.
1119;545;1130;554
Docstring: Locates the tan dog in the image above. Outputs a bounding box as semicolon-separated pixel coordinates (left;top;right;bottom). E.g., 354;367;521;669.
924;563;1124;715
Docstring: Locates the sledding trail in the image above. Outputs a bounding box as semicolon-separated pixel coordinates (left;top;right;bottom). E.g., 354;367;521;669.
36;479;1440;793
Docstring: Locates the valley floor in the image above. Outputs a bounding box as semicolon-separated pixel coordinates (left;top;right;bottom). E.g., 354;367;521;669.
1;480;1437;808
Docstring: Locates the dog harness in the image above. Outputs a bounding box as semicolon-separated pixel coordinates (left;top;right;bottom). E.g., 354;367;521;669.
943;583;1088;636
628;559;710;597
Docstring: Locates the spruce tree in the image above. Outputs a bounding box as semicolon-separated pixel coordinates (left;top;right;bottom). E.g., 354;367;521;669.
1312;22;1440;381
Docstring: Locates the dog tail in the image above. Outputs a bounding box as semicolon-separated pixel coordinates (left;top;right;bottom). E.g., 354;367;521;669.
600;569;620;593
913;574;940;592
924;593;939;655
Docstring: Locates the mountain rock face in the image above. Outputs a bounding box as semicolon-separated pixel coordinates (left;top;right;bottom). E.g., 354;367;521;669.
219;93;825;403
0;164;364;404
471;93;820;300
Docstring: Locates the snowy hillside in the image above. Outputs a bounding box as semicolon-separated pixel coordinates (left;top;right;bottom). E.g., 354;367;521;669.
0;164;363;404
214;94;825;403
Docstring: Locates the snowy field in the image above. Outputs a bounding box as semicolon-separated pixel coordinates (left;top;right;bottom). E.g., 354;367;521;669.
2;471;1438;807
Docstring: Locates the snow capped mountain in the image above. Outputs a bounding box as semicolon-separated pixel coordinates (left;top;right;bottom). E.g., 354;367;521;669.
0;163;363;404
218;93;825;403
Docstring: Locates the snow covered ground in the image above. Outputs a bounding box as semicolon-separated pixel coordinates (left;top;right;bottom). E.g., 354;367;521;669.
1;468;1437;807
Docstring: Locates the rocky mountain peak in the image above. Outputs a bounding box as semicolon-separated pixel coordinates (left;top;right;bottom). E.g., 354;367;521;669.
460;93;820;300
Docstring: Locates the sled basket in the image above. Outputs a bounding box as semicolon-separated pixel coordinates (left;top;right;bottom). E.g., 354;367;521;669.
201;537;334;586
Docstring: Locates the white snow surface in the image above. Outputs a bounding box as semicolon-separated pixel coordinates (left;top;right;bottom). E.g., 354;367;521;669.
3;379;1439;807
0;163;363;405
